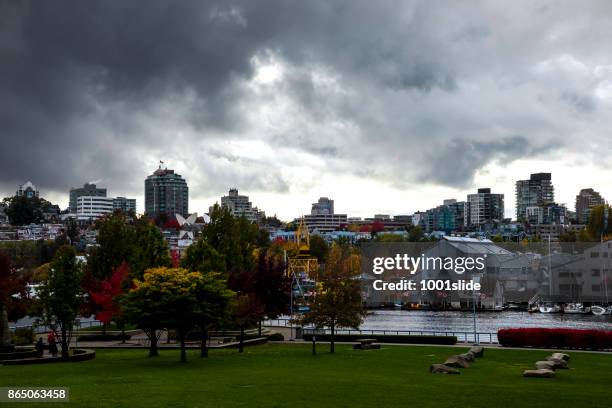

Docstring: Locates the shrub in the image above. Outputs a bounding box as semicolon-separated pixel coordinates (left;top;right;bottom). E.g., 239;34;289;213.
267;333;284;341
10;328;35;345
302;333;457;345
498;328;612;350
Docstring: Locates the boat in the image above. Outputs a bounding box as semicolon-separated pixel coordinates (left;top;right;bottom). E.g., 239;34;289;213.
563;303;590;314
591;305;612;316
538;303;561;313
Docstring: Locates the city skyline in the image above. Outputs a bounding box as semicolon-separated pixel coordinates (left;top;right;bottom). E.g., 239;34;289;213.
2;2;612;220
3;168;609;223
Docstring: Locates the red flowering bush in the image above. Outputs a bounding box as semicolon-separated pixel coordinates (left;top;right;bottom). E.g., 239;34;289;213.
498;328;612;350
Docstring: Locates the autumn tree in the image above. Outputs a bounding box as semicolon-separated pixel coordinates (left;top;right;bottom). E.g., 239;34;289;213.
89;262;130;336
587;205;612;241
232;293;264;353
297;244;366;353
0;251;28;351
37;246;84;360
122;267;232;362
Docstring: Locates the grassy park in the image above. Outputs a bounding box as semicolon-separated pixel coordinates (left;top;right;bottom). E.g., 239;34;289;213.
2;344;611;407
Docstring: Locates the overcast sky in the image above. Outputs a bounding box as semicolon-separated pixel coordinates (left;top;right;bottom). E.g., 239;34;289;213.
1;1;612;220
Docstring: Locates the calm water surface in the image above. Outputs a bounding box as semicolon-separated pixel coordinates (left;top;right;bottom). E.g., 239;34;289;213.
360;310;612;333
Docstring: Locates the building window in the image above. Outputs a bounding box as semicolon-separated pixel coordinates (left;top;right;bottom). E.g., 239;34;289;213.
590;252;600;258
592;284;601;292
592;269;601;277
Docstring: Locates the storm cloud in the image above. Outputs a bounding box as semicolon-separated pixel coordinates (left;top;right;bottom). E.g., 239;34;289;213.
1;0;612;217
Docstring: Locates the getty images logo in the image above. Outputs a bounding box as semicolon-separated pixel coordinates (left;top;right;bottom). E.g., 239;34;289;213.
371;254;487;275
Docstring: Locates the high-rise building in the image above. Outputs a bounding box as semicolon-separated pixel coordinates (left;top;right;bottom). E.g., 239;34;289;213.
465;188;504;227
515;173;554;221
525;202;567;225
575;188;605;224
69;183;107;213
219;188;265;223
302;196;347;232
311;197;334;215
421;204;457;233
76;196;114;221
145;165;189;218
17;181;39;199
113;197;137;214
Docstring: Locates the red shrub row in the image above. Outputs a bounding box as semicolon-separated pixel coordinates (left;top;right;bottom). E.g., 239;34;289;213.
498;328;612;350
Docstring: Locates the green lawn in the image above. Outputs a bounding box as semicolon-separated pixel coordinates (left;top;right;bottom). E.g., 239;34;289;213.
2;344;611;407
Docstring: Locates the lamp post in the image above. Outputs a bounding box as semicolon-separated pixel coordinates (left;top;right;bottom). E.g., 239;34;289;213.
472;273;483;345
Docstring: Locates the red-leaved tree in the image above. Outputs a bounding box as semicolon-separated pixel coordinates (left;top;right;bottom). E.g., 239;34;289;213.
89;262;130;335
0;251;28;350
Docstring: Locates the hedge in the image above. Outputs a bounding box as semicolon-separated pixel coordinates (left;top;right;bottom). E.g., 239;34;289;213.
76;333;131;342
302;333;457;345
11;328;35;346
498;328;612;350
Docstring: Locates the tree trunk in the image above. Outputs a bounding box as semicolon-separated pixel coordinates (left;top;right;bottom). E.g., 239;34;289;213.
330;323;335;354
179;331;186;363
148;329;159;357
200;328;208;358
312;334;316;356
0;305;12;350
258;320;262;337
60;327;69;360
239;325;244;353
121;329;126;344
102;322;106;336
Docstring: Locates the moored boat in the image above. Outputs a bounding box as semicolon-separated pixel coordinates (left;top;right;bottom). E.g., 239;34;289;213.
591;305;612;316
539;303;561;313
563;303;591;314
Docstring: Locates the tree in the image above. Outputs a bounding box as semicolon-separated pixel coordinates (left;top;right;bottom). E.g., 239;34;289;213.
0;251;28;351
88;213;135;280
122;267;216;362
181;238;226;274
309;235;329;263
66;218;80;244
491;235;504;243
37;246;84;360
203;205;259;275
587;205;612;241
193;272;234;358
2;195;55;226
232;293;264;353
297;244;366;353
407;226;425;242
89;262;130;335
130;216;171;279
252;251;291;334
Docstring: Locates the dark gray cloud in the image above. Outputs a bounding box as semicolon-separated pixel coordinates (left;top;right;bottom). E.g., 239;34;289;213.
1;0;611;212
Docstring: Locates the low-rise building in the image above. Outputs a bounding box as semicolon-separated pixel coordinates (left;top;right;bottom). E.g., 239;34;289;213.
76;196;114;221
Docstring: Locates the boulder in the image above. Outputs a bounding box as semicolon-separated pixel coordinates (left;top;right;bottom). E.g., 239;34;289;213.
535;361;556;370
459;351;475;362
469;346;484;358
523;369;555;378
545;357;568;369
430;364;460;374
550;353;569;362
443;355;470;368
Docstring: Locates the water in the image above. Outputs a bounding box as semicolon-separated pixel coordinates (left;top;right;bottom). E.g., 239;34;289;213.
360;310;612;333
